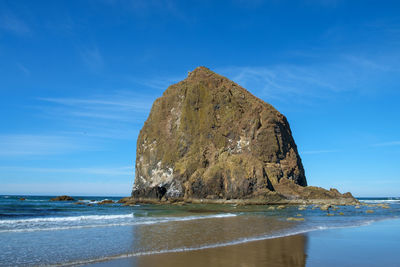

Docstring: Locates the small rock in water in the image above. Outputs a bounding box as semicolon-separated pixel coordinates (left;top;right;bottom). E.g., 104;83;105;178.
320;204;332;211
267;206;276;210
287;217;305;221
276;205;286;210
117;197;131;203
19;198;26;201
50;195;75;201
296;214;303;217
298;206;307;211
338;212;344;215
326;213;335;216
366;210;374;213
98;200;114;205
377;204;390;209
355;205;360;209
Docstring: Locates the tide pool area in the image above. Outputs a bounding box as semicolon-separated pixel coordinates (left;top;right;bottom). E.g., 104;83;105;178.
0;195;399;266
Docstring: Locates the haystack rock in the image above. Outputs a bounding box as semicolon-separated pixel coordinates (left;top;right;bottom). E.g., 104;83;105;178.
130;67;356;205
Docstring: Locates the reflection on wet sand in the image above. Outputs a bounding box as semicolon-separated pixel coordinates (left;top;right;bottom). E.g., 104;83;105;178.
130;215;295;253
131;234;307;267
87;215;307;266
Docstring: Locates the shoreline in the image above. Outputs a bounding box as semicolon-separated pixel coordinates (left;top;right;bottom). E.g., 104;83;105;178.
74;217;400;267
119;197;359;206
1;195;397;266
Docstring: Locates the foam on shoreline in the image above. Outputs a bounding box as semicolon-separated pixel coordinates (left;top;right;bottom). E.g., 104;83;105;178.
0;213;237;233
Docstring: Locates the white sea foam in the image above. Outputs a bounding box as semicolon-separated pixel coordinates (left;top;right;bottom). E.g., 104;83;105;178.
0;214;135;224
0;213;237;233
359;199;400;204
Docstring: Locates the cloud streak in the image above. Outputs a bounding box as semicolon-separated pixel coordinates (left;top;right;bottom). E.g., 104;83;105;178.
35;91;155;140
0;13;31;36
0;134;91;156
0;182;131;196
302;149;340;155
101;0;188;21
16;63;31;76
0;165;133;176
218;53;400;103
80;46;105;71
38;91;154;120
371;141;400;147
129;75;184;90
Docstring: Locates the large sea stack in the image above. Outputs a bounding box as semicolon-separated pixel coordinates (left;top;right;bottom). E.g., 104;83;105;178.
130;67;356;205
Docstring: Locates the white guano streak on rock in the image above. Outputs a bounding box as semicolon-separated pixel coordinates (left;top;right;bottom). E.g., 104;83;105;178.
166;180;183;197
235;136;251;153
150;162;174;187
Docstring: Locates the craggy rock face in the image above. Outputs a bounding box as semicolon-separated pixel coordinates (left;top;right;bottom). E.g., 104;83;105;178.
132;67;307;201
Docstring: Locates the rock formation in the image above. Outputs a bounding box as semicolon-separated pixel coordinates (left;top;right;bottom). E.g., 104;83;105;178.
130;67;356;205
50;195;75;201
98;199;115;205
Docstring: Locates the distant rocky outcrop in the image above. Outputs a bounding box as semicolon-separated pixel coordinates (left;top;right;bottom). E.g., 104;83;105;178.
50;195;75;201
98;199;115;205
129;67;356;205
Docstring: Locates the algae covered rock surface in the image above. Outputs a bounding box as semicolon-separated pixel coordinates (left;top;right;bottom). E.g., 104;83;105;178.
131;67;355;204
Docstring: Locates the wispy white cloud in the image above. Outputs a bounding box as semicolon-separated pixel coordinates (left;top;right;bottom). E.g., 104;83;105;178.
0;134;91;156
102;0;188;21
0;13;31;36
16;63;30;76
0;182;131;196
0;165;133;176
343;55;391;72
39;96;151;110
38;91;154;121
80;46;104;71
304;0;343;7
35;91;154;140
301;140;400;155
302;149;340;155
218;52;400;102
371;141;400;147
218;65;336;102
128;74;185;90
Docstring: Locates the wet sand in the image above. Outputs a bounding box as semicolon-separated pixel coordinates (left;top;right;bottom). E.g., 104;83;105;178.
86;219;400;267
87;234;306;267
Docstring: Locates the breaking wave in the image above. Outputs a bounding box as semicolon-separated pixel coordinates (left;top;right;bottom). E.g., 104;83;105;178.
0;213;237;233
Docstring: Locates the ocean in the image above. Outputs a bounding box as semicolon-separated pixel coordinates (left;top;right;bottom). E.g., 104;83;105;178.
0;195;399;266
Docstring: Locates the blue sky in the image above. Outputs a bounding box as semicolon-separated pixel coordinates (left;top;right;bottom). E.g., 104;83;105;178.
1;0;399;197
